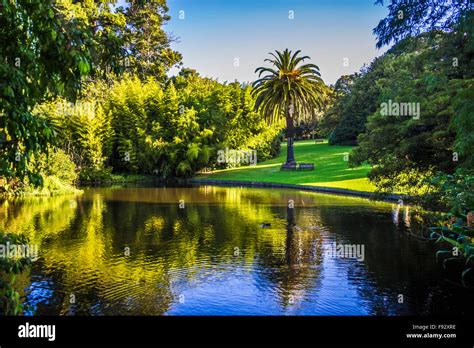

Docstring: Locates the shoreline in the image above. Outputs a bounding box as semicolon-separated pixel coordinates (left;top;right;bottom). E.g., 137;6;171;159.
188;178;403;202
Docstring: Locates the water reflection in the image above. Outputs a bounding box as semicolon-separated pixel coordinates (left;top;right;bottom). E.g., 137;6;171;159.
392;202;411;228
1;186;473;315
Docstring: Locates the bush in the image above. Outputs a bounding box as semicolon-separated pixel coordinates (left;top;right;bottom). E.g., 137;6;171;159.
0;147;80;197
245;128;283;163
428;169;474;215
0;232;33;315
78;167;113;183
34;147;77;185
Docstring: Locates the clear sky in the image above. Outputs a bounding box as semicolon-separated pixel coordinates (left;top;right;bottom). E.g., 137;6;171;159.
165;0;390;85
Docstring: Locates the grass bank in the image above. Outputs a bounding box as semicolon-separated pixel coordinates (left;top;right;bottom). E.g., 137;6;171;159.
195;140;376;193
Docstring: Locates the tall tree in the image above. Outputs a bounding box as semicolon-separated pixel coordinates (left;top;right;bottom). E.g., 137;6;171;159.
0;0;97;184
252;49;325;166
120;0;182;79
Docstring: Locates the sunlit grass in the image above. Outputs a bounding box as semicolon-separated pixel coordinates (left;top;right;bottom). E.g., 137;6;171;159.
196;140;375;192
307;178;376;192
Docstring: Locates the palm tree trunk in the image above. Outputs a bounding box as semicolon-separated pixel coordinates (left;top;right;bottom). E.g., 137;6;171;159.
285;115;296;165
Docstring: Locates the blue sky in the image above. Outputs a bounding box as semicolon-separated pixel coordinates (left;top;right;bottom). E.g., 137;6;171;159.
165;0;389;85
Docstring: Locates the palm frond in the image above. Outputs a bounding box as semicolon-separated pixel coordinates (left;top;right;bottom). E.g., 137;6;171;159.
252;49;326;124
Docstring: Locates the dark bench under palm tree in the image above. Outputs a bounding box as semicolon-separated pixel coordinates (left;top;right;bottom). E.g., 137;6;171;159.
280;163;315;171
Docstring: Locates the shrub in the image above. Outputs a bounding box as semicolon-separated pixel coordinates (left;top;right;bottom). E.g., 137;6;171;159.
0;147;80;197
0;232;33;315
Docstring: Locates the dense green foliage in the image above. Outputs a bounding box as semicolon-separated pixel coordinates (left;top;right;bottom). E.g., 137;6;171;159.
0;0;94;184
0;232;33;315
347;30;473;195
0;0;181;187
326;65;383;146
36;96;114;182
373;0;471;49
433;169;474;217
38;73;283;181
0;147;79;197
428;169;474;285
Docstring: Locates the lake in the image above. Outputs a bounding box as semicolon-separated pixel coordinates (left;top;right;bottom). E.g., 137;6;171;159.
1;185;473;315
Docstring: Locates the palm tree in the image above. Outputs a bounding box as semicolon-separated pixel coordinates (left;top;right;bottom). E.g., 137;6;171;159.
252;49;325;166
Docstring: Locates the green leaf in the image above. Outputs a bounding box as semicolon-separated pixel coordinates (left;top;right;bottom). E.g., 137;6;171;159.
4;86;14;97
78;60;90;75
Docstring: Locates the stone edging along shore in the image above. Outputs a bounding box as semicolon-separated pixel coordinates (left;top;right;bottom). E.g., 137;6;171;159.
187;179;404;202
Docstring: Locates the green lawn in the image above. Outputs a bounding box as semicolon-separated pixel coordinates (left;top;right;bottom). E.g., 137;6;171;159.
195;139;376;192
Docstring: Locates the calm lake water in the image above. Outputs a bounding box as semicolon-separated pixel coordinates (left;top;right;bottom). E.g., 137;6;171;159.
1;185;473;315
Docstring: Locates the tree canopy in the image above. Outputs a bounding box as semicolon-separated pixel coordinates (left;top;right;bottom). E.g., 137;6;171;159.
373;0;472;48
